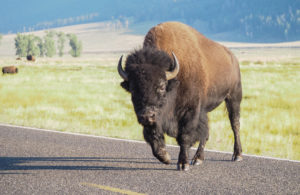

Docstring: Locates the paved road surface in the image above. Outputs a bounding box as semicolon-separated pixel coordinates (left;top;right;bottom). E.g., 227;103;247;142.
0;124;299;194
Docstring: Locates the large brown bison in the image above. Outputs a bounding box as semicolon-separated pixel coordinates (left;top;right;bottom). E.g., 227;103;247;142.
26;55;35;61
118;22;242;171
2;66;18;74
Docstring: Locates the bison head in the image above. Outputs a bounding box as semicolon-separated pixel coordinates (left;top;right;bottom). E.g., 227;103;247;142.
118;48;179;126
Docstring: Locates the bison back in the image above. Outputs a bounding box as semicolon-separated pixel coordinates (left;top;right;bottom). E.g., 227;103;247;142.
143;22;240;100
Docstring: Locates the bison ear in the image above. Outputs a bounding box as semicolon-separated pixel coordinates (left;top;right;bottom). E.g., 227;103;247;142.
121;81;130;92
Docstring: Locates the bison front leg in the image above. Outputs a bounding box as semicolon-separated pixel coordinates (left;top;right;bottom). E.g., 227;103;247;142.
177;131;200;171
191;112;209;166
177;144;190;171
143;126;171;164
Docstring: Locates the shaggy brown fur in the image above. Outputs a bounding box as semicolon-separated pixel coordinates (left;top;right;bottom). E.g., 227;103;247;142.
2;66;18;74
144;22;241;110
119;22;242;171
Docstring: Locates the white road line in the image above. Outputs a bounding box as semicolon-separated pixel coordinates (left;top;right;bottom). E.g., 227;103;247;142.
1;123;299;163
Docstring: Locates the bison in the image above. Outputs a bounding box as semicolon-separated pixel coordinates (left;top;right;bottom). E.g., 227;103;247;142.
2;66;18;74
26;55;35;61
118;22;243;171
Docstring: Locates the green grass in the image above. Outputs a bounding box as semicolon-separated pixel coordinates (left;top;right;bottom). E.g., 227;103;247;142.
0;57;299;161
0;58;143;140
207;64;300;160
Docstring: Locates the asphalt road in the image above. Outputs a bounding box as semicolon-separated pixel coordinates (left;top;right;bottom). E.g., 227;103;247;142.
0;124;299;194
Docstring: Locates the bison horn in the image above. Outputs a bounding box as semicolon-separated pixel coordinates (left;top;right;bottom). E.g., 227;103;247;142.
117;55;128;81
166;52;180;80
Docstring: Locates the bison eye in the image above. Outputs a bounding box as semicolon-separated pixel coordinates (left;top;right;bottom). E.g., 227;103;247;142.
156;83;166;94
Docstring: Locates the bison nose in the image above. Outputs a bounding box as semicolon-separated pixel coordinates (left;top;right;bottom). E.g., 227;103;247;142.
139;112;156;125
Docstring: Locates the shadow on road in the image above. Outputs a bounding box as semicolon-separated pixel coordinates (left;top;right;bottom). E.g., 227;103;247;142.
0;157;176;173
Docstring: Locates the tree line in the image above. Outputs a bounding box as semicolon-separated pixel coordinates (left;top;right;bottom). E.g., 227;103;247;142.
115;0;299;42
2;1;298;43
14;31;82;58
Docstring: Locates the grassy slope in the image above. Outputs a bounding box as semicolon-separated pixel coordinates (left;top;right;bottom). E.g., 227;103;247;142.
0;22;144;57
1;21;300;57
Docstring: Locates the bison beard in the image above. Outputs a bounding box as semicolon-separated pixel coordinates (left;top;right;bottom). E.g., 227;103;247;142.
118;22;243;171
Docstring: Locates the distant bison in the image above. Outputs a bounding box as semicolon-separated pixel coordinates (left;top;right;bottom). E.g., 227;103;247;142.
2;66;18;74
118;22;243;171
26;55;35;61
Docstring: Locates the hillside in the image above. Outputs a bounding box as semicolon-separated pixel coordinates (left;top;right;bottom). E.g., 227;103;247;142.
1;21;299;59
0;0;299;42
0;22;144;57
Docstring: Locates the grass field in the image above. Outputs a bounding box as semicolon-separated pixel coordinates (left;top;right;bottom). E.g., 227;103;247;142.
0;54;299;161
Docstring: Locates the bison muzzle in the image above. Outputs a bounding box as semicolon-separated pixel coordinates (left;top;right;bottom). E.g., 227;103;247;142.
118;22;243;171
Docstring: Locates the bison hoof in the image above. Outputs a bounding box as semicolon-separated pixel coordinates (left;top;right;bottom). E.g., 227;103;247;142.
156;149;171;164
232;155;243;162
177;163;189;171
191;158;203;166
161;152;171;164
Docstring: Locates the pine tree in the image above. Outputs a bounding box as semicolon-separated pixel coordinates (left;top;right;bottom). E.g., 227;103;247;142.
35;36;44;57
57;32;66;57
15;33;28;57
67;33;82;57
15;33;43;57
44;31;56;57
26;34;40;57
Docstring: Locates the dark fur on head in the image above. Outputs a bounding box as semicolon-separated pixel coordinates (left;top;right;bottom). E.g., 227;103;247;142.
121;47;178;92
126;47;174;71
121;47;179;126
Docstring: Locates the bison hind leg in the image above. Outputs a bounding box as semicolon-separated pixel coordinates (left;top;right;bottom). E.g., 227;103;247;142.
225;85;243;161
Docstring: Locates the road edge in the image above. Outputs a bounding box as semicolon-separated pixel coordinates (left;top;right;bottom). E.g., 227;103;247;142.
1;123;299;163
